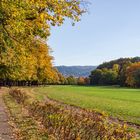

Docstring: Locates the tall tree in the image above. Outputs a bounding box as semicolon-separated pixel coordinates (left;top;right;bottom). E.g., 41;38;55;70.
0;0;85;85
125;62;140;87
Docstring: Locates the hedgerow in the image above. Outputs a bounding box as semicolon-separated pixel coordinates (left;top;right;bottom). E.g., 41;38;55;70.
9;88;136;140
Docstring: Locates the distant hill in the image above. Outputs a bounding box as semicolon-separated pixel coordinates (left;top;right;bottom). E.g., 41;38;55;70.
56;66;97;77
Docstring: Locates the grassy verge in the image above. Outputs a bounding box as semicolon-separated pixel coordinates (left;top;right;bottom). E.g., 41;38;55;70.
3;93;48;140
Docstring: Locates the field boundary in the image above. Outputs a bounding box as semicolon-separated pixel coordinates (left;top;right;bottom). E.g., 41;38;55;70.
44;94;140;130
44;95;140;139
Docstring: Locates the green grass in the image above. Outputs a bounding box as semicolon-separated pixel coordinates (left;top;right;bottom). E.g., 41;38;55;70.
33;85;140;125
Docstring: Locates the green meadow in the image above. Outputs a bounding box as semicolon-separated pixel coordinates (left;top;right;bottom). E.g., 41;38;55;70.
33;85;140;125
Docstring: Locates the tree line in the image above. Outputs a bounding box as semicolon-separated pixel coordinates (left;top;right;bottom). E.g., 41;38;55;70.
55;74;90;85
89;57;140;88
0;0;86;86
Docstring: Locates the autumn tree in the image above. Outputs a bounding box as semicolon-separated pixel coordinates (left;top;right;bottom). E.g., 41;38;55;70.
125;62;140;87
77;77;85;85
0;0;86;85
84;77;90;85
1;0;85;48
67;76;77;85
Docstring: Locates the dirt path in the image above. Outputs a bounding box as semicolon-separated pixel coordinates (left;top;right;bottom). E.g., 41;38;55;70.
0;88;14;140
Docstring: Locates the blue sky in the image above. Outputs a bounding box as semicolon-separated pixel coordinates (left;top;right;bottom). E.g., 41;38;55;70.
48;0;140;66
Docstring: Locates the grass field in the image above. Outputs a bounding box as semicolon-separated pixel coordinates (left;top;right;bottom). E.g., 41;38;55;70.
33;86;140;125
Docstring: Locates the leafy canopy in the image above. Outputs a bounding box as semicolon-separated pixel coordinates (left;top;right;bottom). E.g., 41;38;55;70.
0;0;85;83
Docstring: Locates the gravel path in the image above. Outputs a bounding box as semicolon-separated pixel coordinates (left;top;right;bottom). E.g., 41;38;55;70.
0;88;14;140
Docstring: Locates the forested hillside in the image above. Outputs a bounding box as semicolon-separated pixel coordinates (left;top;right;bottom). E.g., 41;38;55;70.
90;57;140;87
56;66;96;77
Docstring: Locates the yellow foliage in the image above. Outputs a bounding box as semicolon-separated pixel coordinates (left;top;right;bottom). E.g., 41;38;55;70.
0;0;85;82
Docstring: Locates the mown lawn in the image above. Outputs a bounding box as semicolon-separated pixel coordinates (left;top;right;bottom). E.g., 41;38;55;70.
33;86;140;125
